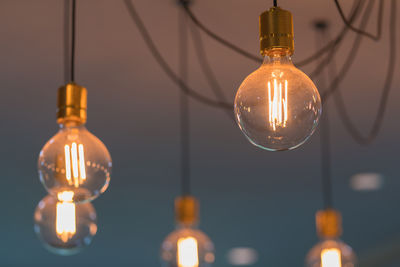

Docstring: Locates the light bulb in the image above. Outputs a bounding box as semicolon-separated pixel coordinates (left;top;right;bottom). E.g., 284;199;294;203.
161;227;214;267
305;239;357;267
38;83;112;202
234;6;321;151
161;196;214;267
34;193;97;255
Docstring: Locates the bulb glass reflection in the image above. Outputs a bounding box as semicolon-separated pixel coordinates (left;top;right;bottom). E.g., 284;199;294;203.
234;49;321;151
161;227;214;267
38;122;112;203
34;193;97;255
305;239;356;267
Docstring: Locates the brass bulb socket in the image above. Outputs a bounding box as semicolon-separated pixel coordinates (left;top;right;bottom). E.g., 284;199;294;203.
175;195;199;226
259;6;294;56
57;82;87;125
316;209;343;239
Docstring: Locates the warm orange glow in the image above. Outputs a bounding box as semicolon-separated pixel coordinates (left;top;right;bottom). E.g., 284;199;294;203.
321;248;342;267
64;142;86;187
56;191;76;243
268;78;288;130
177;237;199;267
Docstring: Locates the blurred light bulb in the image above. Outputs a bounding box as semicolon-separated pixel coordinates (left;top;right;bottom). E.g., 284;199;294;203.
306;239;356;267
235;50;321;151
234;7;321;151
161;196;214;267
38;83;112;203
161;227;214;267
34;194;97;255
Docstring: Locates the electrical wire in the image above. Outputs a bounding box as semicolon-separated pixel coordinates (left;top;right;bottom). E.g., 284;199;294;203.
182;4;262;63
314;22;334;209
71;0;76;82
308;0;367;80
330;0;397;145
188;18;235;121
182;0;380;69
123;0;232;110
63;0;70;84
321;0;376;102
274;0;278;7
333;0;384;41
178;7;191;196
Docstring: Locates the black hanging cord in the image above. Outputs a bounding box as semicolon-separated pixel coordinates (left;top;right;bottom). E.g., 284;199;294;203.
273;0;278;7
188;19;235;121
321;0;376;102
123;0;232;110
181;4;262;63
70;0;76;82
314;22;333;209
333;0;383;41
308;0;366;80
178;5;191;196
63;0;70;84
331;0;397;145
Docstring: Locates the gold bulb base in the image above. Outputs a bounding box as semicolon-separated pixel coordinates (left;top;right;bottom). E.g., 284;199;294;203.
57;82;87;125
316;209;343;239
175;195;199;226
259;6;294;56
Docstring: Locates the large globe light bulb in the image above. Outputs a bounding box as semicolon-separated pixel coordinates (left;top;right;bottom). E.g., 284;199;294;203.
234;6;321;151
34;193;97;256
38;83;112;203
161;196;215;267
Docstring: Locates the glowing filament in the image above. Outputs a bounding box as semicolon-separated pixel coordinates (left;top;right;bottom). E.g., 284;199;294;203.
268;79;288;130
56;191;76;243
321;248;342;267
177;237;199;267
64;142;86;187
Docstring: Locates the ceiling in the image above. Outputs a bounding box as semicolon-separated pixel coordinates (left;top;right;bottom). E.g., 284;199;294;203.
0;0;399;266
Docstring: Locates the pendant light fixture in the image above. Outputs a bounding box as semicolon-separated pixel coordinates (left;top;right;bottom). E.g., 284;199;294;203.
305;209;356;267
37;0;112;203
34;0;108;254
306;22;356;266
234;0;322;151
161;3;214;266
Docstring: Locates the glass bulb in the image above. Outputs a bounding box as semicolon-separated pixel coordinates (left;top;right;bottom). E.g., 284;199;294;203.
33;193;97;256
305;239;357;267
38;122;112;203
234;49;322;151
161;226;215;267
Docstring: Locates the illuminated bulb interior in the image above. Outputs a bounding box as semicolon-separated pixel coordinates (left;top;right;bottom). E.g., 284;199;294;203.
56;191;76;243
267;78;288;131
321;248;342;267
64;142;86;187
177;237;199;267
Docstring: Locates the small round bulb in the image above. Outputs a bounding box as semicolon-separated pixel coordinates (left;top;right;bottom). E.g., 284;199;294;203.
38;122;112;202
305;239;357;267
33;193;97;256
235;50;321;151
161;226;215;267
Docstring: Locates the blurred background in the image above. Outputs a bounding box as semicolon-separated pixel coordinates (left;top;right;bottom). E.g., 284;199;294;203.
0;0;399;266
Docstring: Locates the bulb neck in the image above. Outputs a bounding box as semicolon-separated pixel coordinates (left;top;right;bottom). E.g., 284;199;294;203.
263;49;293;65
59;120;86;129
